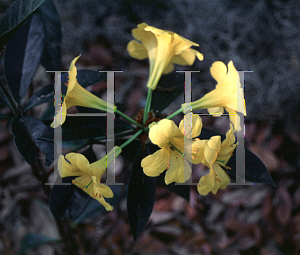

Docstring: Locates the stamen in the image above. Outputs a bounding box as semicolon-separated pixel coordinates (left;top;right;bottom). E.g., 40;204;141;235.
226;166;232;170
72;180;76;184
166;162;170;170
98;194;102;198
169;142;185;157
85;180;93;189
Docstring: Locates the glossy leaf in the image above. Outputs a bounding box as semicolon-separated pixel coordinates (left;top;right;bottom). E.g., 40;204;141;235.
17;233;60;255
151;72;184;114
4;13;44;102
62;116;134;141
24;70;107;111
11;117;54;165
127;146;156;240
11;117;37;165
0;0;46;48
23;116;54;165
49;177;91;221
37;0;62;70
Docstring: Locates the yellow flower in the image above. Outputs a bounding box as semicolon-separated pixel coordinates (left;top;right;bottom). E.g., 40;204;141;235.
127;23;203;90
51;56;115;128
182;61;246;131
141;113;202;184
58;147;122;211
197;125;236;195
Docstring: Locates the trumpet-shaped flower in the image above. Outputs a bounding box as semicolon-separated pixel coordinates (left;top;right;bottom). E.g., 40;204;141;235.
127;23;203;90
141;113;203;184
51;56;115;128
182;61;246;131
58;147;122;211
197;125;236;195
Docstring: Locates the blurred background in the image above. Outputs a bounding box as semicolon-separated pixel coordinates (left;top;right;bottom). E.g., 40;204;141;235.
0;0;300;254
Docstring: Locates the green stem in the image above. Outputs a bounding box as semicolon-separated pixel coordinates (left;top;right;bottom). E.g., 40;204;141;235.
143;88;152;124
0;80;18;115
116;109;143;128
120;129;144;149
165;108;183;120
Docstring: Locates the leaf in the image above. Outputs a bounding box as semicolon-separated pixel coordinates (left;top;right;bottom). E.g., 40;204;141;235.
62;116;133;141
199;127;275;186
4;12;44;103
0;84;12;109
17;233;60;255
23;116;54;165
151;72;184;114
49;177;91;221
24;70;107;111
11;117;54;165
11;117;37;165
0;0;46;48
127;145;156;240
37;0;61;70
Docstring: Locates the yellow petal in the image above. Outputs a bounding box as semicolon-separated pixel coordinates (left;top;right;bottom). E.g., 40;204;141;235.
141;148;170;177
65;153;92;175
163;62;174;74
210;61;227;84
73;176;113;211
179;113;202;138
64;81;115;114
93;182;114;198
127;40;148;60
197;163;230;195
197;171;215;195
67;55;81;92
207;107;224;117
90;146;122;182
58;155;84;178
165;150;191;185
191;139;206;164
149;119;183;148
221;124;236;149
204;136;221;166
211;163;230;193
51;101;67;128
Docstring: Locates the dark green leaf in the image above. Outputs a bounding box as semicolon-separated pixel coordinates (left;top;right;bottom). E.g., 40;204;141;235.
17;233;60;255
62;116;133;141
127;145;156;240
37;0;61;70
23;116;54;165
0;0;46;48
0;85;12;109
151;72;184;114
4;12;44;102
24;70;107;111
11;117;37;165
199;127;275;186
49;177;91;221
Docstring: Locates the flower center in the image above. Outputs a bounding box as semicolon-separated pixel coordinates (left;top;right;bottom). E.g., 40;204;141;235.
169;142;185;157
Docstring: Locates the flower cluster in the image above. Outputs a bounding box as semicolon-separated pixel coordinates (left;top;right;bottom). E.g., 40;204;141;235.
55;22;245;211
